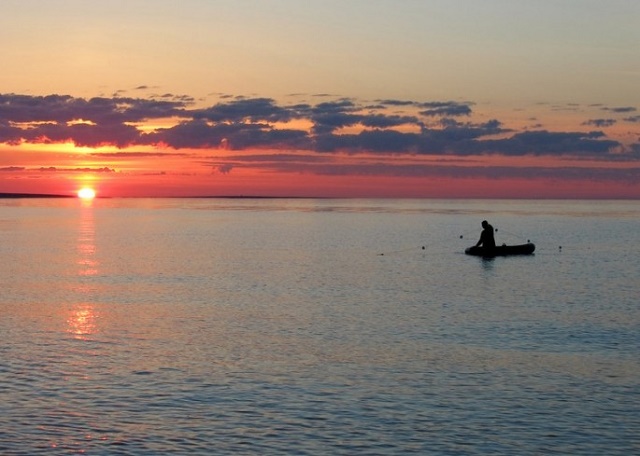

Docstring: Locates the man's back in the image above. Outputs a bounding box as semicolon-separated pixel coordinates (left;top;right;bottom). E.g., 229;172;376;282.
482;224;496;248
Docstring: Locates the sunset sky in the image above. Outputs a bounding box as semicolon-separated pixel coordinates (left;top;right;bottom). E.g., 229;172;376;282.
1;0;639;198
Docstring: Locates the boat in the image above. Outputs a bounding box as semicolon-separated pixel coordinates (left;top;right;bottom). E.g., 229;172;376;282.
465;243;535;257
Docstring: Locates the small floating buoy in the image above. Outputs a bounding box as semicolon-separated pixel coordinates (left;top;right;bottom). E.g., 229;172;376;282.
422;246;425;250
460;235;463;239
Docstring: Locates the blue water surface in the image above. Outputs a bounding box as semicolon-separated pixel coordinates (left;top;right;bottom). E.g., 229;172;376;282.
1;198;638;455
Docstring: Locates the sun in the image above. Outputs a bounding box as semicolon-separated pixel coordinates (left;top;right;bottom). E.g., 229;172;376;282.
77;187;96;199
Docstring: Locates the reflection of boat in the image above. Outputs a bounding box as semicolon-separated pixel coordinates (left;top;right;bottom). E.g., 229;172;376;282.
465;243;535;257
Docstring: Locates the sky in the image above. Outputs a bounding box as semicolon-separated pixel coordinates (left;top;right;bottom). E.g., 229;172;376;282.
1;0;639;198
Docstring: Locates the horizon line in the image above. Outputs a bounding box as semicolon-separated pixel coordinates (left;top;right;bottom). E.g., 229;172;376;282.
1;192;639;201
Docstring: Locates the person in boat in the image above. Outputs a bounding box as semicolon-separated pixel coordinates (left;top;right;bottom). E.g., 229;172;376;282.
475;220;496;249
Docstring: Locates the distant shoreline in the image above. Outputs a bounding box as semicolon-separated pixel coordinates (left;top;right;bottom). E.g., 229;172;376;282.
0;193;73;198
0;193;313;199
0;193;638;200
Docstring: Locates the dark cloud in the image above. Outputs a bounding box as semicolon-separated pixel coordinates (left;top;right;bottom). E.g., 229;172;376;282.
310;119;506;154
552;104;581;112
304;99;360;134
0;93;189;147
315;130;420;153
310;113;360;134
216;164;233;174
0;93;627;161
0;94;187;125
360;114;421;128
582;118;616;127
603;106;637;113
148;119;310;150
213;153;334;164
31;122;141;148
0;120;24;145
312;99;357;113
624;115;640;123
90;151;190;158
475;130;619;156
194;98;295;123
37;166;115;173
376;99;416;106
419;101;473;117
204;155;640;185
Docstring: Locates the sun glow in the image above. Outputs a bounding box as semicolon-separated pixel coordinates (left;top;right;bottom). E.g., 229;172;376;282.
77;187;96;199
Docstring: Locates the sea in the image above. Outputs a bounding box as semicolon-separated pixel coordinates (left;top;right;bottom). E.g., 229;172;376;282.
0;197;638;455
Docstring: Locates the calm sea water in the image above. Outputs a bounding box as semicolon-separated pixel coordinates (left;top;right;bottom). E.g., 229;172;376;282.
1;198;638;455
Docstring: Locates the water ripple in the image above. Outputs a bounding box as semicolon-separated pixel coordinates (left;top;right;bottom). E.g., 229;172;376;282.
1;199;639;454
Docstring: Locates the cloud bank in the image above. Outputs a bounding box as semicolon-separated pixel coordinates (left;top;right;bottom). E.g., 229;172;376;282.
1;93;635;160
2;93;640;196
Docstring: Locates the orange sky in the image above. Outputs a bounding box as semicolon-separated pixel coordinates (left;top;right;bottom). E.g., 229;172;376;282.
1;96;639;198
1;1;638;198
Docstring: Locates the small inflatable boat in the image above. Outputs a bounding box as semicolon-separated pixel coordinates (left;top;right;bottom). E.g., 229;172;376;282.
465;243;535;257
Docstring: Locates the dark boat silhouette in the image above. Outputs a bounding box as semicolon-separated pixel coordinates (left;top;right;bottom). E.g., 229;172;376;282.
465;243;535;257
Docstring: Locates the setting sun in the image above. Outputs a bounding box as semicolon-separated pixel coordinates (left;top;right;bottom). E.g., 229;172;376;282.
77;188;96;199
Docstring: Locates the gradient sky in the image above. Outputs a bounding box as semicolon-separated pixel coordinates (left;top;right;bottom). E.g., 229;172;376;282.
1;0;639;198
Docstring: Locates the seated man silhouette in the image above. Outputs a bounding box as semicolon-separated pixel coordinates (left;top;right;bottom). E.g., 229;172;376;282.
475;220;496;249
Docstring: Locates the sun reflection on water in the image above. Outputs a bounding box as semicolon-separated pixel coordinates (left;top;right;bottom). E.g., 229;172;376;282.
77;199;99;276
67;304;98;339
68;199;101;339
